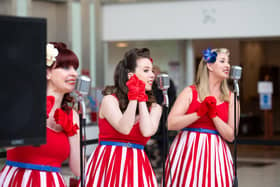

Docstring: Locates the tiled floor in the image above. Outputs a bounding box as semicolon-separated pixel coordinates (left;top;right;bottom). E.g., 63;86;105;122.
232;144;280;187
237;157;280;187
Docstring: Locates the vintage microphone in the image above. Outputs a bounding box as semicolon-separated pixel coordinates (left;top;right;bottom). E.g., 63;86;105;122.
157;73;170;107
156;73;171;187
75;75;91;187
229;65;242;187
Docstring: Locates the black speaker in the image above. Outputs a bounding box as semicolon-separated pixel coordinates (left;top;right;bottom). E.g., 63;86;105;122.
0;16;47;147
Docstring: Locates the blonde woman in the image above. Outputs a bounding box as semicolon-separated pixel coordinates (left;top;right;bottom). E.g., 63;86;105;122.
164;48;240;187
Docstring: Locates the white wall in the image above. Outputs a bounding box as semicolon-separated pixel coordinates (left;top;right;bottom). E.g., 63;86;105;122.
31;1;58;42
102;0;280;41
0;0;12;15
56;4;69;44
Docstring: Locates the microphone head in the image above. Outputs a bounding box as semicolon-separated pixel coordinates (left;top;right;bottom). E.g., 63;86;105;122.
230;66;242;80
156;73;170;90
75;75;91;96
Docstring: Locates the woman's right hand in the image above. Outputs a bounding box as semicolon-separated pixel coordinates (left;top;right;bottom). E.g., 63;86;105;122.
126;74;139;100
205;96;217;118
196;98;209;117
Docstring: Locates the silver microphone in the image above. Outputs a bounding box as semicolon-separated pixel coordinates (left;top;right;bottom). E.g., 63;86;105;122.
75;75;91;96
156;73;170;107
75;75;91;119
230;66;242;97
230;66;242;81
156;73;170;90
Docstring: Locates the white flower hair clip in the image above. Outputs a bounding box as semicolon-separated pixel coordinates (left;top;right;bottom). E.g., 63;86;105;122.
46;43;59;67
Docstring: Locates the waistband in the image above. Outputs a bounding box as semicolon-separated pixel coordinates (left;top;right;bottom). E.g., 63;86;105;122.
6;160;61;172
182;127;220;135
99;141;144;150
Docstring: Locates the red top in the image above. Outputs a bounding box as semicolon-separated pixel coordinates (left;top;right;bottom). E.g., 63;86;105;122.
7;127;70;167
98;118;150;146
186;85;229;130
98;95;150;146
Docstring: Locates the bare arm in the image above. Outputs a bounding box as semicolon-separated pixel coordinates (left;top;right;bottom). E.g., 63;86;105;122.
168;87;200;130
212;93;240;142
100;95;137;135
68;110;81;177
138;102;162;137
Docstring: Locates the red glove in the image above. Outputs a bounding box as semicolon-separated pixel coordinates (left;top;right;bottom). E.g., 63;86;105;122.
196;98;208;117
205;96;217;118
46;96;55;119
126;74;139;101
137;79;148;102
54;108;79;136
126;74;148;102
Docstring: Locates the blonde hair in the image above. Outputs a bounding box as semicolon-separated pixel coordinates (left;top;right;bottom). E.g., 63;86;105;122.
195;48;230;102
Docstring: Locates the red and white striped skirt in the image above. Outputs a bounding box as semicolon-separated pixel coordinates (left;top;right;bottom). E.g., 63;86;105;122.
164;131;234;187
85;144;158;187
0;165;66;187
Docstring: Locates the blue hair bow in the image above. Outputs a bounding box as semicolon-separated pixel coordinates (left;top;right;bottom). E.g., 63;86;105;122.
203;48;217;63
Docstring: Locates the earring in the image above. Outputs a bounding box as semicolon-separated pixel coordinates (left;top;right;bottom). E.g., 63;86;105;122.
127;72;133;79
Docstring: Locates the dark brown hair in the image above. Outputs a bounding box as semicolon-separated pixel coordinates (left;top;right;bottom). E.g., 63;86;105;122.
102;48;155;113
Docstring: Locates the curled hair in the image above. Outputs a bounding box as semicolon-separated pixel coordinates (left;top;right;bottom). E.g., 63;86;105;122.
47;42;79;113
195;48;230;102
102;48;155;112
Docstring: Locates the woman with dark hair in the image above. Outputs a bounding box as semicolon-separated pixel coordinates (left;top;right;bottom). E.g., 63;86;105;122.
0;42;81;186
164;48;240;187
84;48;162;186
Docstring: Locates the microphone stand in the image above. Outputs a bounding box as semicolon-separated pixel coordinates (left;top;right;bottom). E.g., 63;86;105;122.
232;80;239;187
77;94;87;187
162;90;170;187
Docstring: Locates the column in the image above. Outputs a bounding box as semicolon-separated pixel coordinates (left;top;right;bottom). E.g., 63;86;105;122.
68;0;82;74
185;40;195;86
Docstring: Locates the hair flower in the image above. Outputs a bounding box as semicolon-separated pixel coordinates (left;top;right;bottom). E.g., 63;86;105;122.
203;48;217;63
46;44;59;67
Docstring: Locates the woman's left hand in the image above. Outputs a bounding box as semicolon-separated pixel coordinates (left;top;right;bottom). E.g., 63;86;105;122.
205;96;217;118
46;96;55;119
54;109;79;136
137;78;148;102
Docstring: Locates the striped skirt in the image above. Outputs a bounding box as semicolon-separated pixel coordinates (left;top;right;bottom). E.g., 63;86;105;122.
85;144;158;187
164;131;234;187
0;165;66;187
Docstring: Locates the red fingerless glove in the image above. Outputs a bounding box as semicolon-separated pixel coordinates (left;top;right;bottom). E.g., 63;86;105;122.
137;79;148;102
46;96;55;119
196;99;208;117
54;109;79;136
126;74;139;101
205;96;217;118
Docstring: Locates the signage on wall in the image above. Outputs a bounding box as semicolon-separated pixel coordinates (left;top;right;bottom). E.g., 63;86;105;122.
258;81;273;110
259;93;272;110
